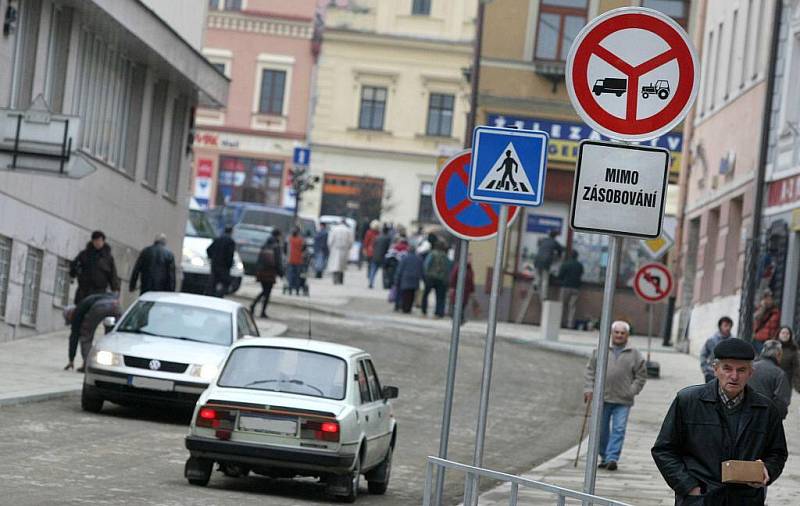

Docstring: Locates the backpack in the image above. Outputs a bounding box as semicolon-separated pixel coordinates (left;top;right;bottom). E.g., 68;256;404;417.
425;250;449;282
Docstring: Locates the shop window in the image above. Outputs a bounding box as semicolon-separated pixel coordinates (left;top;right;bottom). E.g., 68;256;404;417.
258;69;286;115
426;93;454;137
534;0;587;62
53;257;71;308
642;0;689;28
216;156;284;207
417;182;435;224
358;86;387;131
0;236;10;319
145;80;169;189
412;0;431;16
21;247;43;326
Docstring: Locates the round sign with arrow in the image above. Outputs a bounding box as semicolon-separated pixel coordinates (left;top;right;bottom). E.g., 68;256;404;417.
633;262;673;303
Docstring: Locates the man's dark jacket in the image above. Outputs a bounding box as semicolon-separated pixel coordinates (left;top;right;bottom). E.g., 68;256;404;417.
129;241;176;293
651;379;787;505
557;258;584;288
206;234;236;277
68;293;121;362
372;233;392;265
70;243;120;304
749;357;791;420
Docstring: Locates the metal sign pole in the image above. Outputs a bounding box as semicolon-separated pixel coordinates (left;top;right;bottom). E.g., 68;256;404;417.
433;239;469;506
582;234;623;502
464;205;509;506
647;303;654;362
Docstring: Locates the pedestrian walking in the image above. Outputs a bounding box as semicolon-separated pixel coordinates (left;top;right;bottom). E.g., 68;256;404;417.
533;230;563;301
251;230;283;318
421;242;449;317
385;237;410;311
583;320;647;471
700;316;735;383
394;249;423;314
363;220;379;281
448;255;475;325
652;338;788;505
750;340;792;419
286;227;305;295
328;219;353;285
370;225;392;289
752;289;780;355
313;223;329;278
129;233;176;295
206;226;237;297
63;293;121;372
70;230;120;304
776;326;800;393
557;250;583;329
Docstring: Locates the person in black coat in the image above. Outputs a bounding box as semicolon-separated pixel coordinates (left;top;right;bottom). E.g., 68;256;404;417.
70;230;121;304
651;338;787;506
63;293;121;372
251;230;284;318
129;233;176;294
206;226;236;298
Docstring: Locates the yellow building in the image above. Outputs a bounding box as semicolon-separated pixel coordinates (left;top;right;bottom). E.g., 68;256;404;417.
471;0;693;332
302;0;476;230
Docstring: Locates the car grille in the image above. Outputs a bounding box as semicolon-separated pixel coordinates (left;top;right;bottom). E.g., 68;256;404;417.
123;355;189;373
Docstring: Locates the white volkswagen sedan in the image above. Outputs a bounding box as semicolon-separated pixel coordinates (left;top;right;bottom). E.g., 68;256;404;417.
82;292;260;412
183;337;398;502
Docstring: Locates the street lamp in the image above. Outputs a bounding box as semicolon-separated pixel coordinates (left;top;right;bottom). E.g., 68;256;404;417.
289;165;320;224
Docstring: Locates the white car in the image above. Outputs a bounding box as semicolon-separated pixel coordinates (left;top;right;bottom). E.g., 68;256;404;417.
82;292;260;412
181;204;244;294
183;337;398;502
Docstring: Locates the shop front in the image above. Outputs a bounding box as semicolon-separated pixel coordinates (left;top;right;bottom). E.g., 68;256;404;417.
763;173;800;329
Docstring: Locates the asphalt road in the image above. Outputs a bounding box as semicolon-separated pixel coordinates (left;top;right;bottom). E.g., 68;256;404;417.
0;303;586;505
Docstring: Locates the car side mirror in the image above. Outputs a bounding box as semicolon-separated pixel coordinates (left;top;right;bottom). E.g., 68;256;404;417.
382;385;399;400
103;316;117;332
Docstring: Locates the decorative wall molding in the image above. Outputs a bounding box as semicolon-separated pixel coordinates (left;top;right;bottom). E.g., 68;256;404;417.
207;12;313;39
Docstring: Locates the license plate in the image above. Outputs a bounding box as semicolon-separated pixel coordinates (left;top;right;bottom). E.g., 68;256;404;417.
129;376;174;392
238;415;297;436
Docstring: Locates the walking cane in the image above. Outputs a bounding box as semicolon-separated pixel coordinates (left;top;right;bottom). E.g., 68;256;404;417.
574;399;592;467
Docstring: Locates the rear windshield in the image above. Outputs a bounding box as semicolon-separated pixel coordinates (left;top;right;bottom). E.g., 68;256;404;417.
218;347;347;400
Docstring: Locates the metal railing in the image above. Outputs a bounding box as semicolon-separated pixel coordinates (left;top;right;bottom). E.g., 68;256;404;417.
422;456;633;506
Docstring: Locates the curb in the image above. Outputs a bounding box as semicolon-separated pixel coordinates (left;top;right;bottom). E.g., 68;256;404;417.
0;386;81;407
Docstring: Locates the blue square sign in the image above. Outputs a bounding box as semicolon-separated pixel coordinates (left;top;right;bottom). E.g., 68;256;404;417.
469;126;548;207
293;146;311;166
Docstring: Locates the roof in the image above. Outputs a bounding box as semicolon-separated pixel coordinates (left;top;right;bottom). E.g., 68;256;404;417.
231;337;366;359
137;292;242;313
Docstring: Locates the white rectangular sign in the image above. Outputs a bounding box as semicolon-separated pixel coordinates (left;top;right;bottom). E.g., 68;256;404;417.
570;140;669;239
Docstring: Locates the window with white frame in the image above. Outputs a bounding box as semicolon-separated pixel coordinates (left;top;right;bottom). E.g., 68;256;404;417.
12;0;43;108
45;5;73;112
20;247;43;326
0;236;11;319
258;69;286;115
165;96;189;199
145;80;169;189
359;86;387;131
74;29;145;174
426;93;454;137
53;257;70;308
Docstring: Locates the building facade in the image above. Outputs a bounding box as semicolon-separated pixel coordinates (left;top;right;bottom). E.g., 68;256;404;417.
191;0;318;211
470;0;692;332
673;0;776;353
301;0;476;230
0;0;227;340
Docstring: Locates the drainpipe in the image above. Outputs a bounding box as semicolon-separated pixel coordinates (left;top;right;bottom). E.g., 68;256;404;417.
740;0;783;340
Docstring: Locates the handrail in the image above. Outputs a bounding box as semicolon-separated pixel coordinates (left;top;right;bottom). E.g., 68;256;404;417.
423;456;633;506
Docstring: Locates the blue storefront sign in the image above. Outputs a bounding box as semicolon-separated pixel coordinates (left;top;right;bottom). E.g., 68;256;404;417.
526;214;563;234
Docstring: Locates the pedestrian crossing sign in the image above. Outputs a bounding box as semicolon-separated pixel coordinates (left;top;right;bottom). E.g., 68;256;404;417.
469;126;548;207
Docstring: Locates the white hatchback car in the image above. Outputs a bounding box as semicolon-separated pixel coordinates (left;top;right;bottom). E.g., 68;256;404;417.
184;337;398;502
82;292;260;412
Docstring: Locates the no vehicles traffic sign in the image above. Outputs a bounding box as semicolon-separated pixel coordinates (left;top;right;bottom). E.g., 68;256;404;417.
566;7;699;141
570;140;669;239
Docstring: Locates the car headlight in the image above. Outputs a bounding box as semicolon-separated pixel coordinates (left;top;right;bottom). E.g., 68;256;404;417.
190;363;220;381
182;247;207;268
94;350;122;367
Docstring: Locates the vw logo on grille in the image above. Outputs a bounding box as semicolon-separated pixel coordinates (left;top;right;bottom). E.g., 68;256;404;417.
148;359;161;370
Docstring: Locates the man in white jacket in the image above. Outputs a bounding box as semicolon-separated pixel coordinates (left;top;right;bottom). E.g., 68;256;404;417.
328;219;354;285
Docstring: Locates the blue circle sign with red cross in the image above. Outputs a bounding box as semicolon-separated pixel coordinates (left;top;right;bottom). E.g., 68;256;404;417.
433;150;519;241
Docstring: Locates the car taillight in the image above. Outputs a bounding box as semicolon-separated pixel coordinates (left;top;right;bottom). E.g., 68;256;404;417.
199;408;216;420
301;419;340;442
196;405;235;437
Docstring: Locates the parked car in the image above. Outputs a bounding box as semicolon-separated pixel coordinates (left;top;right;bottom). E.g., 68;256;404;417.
181;202;244;294
81;292;260;412
232;224;273;275
184;337;399;502
592;77;627;97
209;202;315;238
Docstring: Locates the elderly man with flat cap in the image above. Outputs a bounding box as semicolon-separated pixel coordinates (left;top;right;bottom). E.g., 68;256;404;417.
652;338;787;505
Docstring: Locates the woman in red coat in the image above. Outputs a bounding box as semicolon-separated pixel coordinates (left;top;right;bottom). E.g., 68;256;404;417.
753;289;781;355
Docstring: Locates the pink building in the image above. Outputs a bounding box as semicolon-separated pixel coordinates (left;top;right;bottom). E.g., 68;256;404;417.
192;0;318;209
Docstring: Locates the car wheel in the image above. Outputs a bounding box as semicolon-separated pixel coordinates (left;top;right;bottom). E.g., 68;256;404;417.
340;455;361;503
185;457;213;486
220;463;249;478
81;385;104;413
367;447;392;495
658;90;669;100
